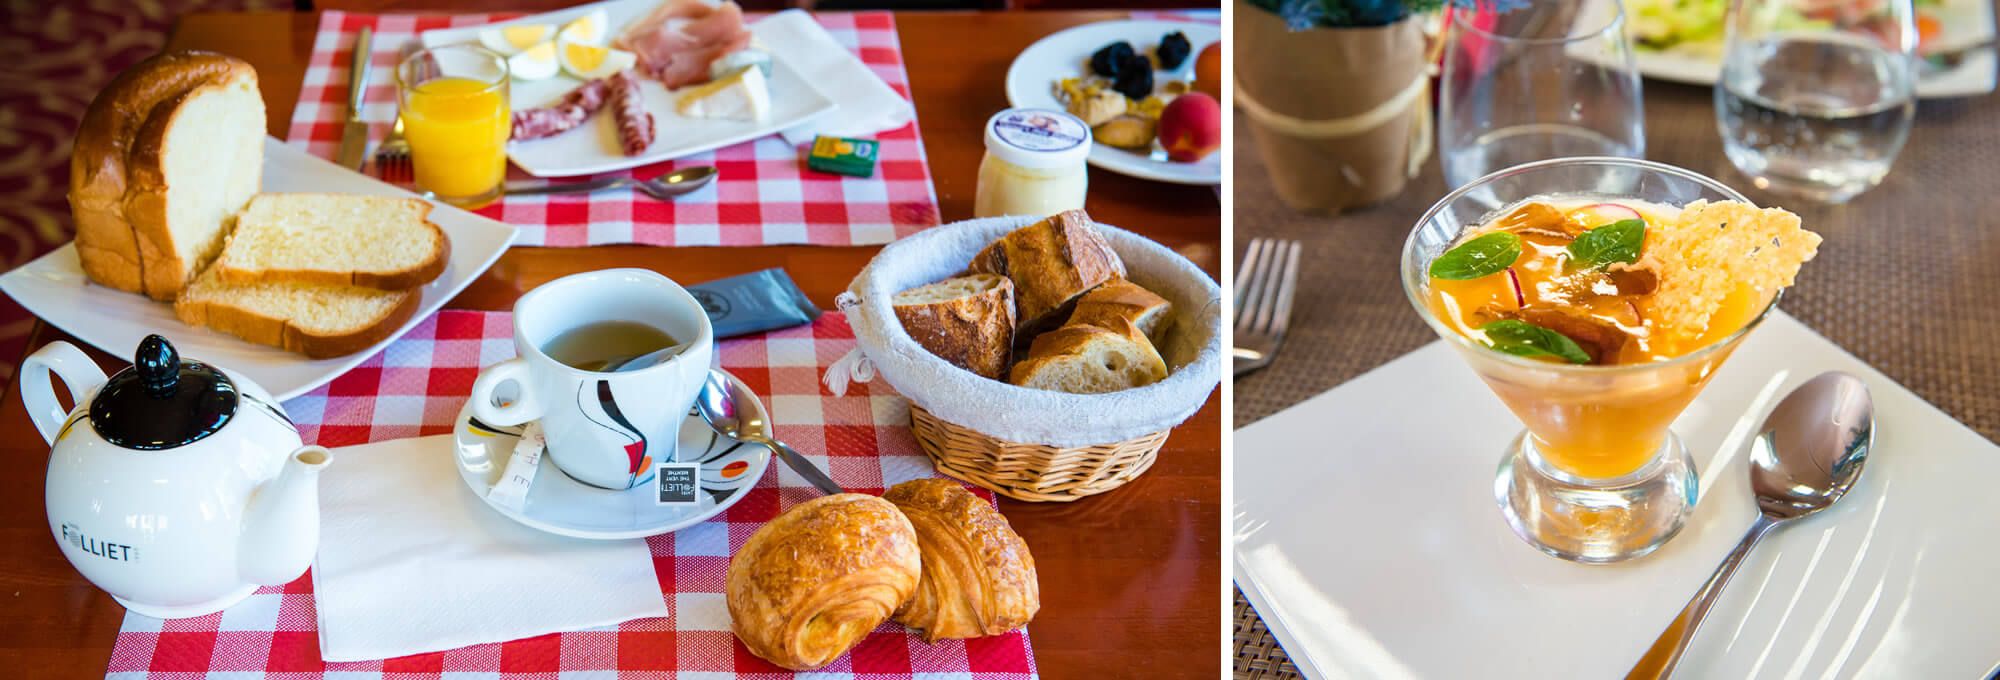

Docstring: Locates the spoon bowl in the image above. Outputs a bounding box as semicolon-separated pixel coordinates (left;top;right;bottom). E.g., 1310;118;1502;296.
694;370;844;495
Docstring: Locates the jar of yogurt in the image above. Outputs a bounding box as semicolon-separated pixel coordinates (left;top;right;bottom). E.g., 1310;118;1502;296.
974;108;1091;218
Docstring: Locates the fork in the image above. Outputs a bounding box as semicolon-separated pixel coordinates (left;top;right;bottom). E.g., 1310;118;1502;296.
1234;238;1302;377
372;41;420;182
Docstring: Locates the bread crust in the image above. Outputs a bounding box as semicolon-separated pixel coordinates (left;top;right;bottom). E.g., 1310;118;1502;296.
884;479;1039;642
726;494;921;671
967;210;1126;334
70;51;253;297
1008;317;1167;392
893;275;1015;379
213;202;451;290
173;286;419;359
1067;279;1171;342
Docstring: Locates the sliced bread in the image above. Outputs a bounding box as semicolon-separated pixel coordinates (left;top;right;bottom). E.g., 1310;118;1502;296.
1066;279;1172;344
967;210;1126;335
212;193;449;289
893;274;1015;380
173;267;419;358
71;50;264;301
1008;318;1167;394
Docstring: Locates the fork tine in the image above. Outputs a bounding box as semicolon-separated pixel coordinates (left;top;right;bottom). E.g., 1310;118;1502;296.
1234;237;1267;318
1250;241;1283;335
1268;241;1302;338
1237;239;1275;333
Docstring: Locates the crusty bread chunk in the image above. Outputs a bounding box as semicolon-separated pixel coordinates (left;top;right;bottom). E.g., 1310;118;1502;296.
213;193;449;290
174;267;419;358
1066;279;1171;344
1638;200;1821;340
894;274;1015;379
71;50;264;301
967;210;1126;334
1008;317;1167;394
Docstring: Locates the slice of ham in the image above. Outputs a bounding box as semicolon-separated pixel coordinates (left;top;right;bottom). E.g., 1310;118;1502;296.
608;70;654;156
511;78;613;141
613;0;753;89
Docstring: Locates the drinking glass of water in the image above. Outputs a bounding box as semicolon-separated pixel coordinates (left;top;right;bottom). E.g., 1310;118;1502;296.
1440;0;1646;189
1716;0;1917;203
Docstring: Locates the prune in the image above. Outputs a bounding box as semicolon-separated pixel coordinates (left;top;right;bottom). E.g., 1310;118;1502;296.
1157;31;1192;69
1111;54;1154;99
1090;41;1136;78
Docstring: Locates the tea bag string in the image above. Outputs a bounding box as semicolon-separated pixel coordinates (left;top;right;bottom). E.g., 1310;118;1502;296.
1232;65;1435;180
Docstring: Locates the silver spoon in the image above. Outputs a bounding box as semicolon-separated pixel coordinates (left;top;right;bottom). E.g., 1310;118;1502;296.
695;369;844;496
504;165;718;200
1628;371;1875;679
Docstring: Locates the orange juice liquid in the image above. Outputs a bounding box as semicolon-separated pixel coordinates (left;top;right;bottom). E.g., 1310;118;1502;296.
402;76;509;204
1428;198;1766;480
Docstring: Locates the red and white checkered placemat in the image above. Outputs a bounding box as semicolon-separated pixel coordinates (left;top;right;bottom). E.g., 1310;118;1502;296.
105;310;1036;679
287;10;941;247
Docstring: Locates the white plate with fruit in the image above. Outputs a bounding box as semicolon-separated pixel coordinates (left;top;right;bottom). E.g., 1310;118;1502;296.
1005;19;1222;186
420;0;836;177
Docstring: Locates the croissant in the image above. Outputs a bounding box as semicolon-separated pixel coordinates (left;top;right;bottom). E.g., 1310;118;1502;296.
726;493;921;670
885;479;1040;642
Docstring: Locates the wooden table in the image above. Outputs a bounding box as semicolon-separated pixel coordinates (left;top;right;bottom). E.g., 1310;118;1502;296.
0;10;1220;677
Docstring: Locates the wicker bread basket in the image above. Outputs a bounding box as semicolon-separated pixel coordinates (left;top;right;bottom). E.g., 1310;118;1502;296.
836;216;1221;502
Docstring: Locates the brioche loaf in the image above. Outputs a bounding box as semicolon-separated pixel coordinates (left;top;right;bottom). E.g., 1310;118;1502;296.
967;210;1125;334
727;494;921;671
893;274;1015;380
71;50;265;301
1008;316;1167;394
173;267;419;359
213;193;449;290
1067;279;1172;344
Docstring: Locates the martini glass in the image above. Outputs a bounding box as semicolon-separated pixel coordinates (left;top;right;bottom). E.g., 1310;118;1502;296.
1400;157;1778;564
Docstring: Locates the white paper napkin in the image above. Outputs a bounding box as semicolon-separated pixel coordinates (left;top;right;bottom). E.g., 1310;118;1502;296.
311;435;668;662
758;9;915;145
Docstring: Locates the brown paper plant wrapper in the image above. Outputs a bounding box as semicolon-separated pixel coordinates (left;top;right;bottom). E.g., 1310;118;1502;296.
1234;0;1435;215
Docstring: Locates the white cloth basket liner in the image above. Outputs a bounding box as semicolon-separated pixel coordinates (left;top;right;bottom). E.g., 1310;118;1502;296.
838;216;1222;447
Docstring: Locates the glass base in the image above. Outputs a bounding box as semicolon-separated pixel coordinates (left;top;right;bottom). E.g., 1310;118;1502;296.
422;184;503;210
1493;431;1698;564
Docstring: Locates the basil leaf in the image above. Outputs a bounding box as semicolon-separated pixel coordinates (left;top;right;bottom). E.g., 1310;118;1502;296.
1566;219;1645;269
1479;319;1593;364
1429;232;1522;280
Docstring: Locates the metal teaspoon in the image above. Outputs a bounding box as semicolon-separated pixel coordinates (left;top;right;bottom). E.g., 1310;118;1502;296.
695;370;844;496
1627;371;1876;679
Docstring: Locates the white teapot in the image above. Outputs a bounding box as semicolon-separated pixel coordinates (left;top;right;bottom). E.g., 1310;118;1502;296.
23;335;331;619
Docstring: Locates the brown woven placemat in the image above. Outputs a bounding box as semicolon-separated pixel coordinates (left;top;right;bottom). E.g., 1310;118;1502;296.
1229;75;2000;676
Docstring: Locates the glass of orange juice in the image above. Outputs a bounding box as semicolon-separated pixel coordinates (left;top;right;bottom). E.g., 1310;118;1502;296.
1401;157;1785;564
397;45;510;208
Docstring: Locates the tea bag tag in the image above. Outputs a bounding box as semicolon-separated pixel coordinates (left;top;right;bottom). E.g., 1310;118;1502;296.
488;422;545;510
653;463;701;505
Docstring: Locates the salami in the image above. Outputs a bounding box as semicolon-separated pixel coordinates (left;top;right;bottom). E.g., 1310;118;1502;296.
509;78;612;141
608;70;654;156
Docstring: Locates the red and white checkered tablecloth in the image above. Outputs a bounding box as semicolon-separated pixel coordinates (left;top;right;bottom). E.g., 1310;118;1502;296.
105;310;1036;679
287;10;941;247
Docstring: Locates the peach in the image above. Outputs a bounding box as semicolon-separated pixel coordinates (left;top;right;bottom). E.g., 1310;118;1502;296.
1157;92;1220;163
1194;42;1222;100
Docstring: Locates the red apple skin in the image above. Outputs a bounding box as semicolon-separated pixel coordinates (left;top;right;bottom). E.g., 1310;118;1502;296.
1157;92;1221;163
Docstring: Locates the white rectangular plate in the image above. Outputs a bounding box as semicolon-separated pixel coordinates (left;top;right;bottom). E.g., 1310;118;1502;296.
1234;311;2000;679
0;140;517;401
1571;0;1996;99
418;0;836;177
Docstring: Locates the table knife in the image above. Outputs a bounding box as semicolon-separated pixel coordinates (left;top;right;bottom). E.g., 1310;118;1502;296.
335;27;374;171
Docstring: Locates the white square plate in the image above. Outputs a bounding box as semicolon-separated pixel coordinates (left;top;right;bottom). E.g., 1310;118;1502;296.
418;0;836;177
1234;311;2000;679
0;140;517;401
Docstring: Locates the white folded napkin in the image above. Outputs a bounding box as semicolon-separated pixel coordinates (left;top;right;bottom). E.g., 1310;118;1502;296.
757;9;915;145
311;435;667;662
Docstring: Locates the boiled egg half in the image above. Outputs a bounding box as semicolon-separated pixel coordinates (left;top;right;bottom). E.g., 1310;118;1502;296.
559;41;638;80
478;23;554;56
507;41;561;81
557;9;611;46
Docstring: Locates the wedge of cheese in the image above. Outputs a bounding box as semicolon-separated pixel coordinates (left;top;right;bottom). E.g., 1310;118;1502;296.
675;65;770;122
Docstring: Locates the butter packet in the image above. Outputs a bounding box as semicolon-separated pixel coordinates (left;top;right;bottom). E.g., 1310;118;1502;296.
688;268;822;339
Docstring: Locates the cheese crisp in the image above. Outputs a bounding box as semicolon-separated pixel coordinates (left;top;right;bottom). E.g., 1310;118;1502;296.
1637;200;1822;341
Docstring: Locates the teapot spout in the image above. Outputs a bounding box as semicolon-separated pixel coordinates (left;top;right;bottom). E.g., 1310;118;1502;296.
238;446;332;586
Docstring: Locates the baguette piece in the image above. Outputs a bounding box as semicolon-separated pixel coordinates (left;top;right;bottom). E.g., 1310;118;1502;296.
71;50;264;301
213;193;450;290
1067;279;1172;344
1007;317;1167;394
173;267;419;358
893;274;1015;379
967;210;1125;334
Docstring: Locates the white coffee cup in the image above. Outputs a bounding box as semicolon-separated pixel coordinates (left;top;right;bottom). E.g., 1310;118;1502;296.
469;269;715;490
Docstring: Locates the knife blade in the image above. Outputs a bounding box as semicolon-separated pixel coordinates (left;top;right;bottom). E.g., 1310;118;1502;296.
335;27;374;171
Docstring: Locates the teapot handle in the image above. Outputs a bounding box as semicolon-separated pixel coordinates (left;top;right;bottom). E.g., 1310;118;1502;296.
22;341;109;446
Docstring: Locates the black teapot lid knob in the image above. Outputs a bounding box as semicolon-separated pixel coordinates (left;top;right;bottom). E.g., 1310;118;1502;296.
136;335;179;398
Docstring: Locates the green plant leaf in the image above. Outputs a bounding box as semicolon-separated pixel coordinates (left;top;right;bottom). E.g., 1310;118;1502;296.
1479;319;1593;364
1566;219;1646;269
1429;232;1522;280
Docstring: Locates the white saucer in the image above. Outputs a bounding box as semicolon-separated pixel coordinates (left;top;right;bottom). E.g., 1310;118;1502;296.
452;369;771;540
